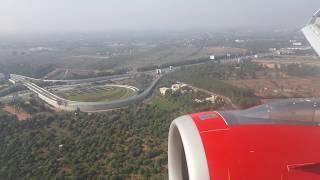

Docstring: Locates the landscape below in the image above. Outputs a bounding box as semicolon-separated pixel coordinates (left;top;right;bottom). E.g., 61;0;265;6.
0;30;319;179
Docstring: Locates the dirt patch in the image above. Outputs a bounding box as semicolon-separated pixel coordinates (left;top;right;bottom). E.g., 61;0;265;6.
254;56;320;67
3;106;31;120
224;77;320;98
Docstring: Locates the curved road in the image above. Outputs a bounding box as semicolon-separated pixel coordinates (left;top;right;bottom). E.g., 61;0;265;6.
6;53;271;111
17;75;163;112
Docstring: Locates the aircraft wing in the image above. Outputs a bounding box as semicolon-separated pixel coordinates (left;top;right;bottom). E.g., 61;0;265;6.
168;9;320;180
302;8;320;56
168;99;320;180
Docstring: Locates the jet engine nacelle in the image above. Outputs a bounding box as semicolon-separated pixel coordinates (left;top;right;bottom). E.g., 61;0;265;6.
168;99;320;180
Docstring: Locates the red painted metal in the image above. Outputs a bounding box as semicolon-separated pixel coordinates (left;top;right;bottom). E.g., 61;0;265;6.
191;111;320;180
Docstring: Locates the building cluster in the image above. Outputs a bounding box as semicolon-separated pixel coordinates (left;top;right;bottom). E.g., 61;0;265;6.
194;95;223;104
159;82;224;105
269;48;296;55
159;82;188;96
156;68;162;75
268;39;311;55
234;39;248;43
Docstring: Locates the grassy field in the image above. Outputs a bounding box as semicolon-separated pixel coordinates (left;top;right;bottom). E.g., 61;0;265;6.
151;96;181;111
63;87;137;102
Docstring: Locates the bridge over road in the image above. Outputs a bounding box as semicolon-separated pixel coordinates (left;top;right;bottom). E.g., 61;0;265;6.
9;75;163;112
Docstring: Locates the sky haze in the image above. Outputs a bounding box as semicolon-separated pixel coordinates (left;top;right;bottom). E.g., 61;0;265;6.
1;0;320;33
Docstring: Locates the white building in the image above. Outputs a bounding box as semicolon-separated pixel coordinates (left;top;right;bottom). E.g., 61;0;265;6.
160;82;190;95
206;95;218;104
156;68;162;75
269;48;277;52
171;82;187;92
194;99;204;103
235;39;246;43
171;84;180;92
159;87;170;96
293;42;302;46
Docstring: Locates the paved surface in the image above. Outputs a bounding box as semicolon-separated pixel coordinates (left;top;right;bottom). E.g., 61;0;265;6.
11;75;163;112
3;52;271;111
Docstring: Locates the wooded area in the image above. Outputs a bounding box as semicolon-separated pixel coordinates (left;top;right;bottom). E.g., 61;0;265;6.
0;102;184;179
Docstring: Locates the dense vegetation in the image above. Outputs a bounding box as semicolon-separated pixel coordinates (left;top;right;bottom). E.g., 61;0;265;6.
137;57;219;72
0;73;229;180
64;68;129;80
0;105;168;179
0;60;262;179
0;63;56;78
10;96;53;114
0;85;26;97
0;89;219;180
0;105;5;115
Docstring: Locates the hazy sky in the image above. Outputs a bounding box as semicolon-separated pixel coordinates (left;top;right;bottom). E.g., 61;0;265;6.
1;0;320;33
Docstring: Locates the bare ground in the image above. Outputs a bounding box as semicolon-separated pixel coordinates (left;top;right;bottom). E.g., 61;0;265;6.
3;106;31;120
224;77;320;99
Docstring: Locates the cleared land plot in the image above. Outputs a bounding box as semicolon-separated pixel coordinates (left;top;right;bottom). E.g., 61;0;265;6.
224;77;320;98
2;106;30;120
62;86;137;102
254;56;320;67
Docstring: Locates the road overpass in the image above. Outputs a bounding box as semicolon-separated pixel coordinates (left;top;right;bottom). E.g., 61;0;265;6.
6;51;270;111
9;75;163;112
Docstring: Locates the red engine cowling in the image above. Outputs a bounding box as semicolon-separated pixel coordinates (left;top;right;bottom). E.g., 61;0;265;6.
168;99;320;180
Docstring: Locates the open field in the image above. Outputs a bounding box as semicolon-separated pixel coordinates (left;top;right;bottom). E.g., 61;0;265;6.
0;40;249;79
224;77;320;99
45;46;249;75
61;86;138;102
254;56;320;67
151;96;181;111
122;46;248;70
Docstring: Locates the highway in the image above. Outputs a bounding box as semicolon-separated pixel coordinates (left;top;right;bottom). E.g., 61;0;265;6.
10;75;163;112
9;52;271;84
4;52;271;111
